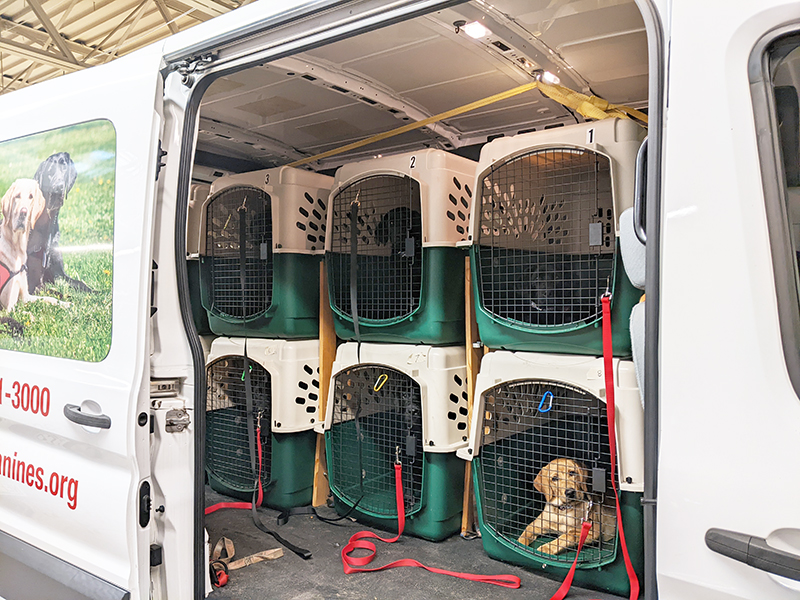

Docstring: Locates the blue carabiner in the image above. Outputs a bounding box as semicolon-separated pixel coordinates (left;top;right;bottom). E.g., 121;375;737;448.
538;391;553;413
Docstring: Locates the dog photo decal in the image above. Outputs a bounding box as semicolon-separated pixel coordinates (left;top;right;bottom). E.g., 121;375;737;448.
0;120;115;361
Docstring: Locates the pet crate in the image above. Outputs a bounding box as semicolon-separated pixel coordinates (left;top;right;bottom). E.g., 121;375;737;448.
197;167;333;338
319;342;468;540
456;351;644;596
205;337;320;509
325;150;476;344
468;119;645;355
187;183;212;335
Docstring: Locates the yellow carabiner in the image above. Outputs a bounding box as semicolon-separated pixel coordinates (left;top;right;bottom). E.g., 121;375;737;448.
374;373;388;392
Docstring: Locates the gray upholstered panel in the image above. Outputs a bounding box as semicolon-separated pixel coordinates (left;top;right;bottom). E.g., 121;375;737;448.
620;207;646;290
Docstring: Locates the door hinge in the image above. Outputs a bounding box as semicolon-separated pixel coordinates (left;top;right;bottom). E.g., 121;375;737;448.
173;54;215;87
165;408;191;433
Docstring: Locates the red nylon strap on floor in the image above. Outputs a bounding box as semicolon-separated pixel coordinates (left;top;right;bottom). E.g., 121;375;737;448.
341;463;521;589
204;426;264;516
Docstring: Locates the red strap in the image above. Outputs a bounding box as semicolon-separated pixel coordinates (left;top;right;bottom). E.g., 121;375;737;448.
548;296;639;600
205;426;264;515
205;501;251;515
341;463;521;589
549;521;593;600
600;295;640;600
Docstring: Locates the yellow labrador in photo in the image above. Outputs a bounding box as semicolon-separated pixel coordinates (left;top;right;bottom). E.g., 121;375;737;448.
517;458;616;556
0;179;70;312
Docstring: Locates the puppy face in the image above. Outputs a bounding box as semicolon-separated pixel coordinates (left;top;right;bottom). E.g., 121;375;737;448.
2;179;46;234
533;458;588;507
34;152;77;211
374;207;422;256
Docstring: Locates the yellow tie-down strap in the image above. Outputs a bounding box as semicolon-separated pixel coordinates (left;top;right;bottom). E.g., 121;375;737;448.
287;80;647;168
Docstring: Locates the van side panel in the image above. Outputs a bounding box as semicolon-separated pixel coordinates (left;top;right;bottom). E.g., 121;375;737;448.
0;44;163;600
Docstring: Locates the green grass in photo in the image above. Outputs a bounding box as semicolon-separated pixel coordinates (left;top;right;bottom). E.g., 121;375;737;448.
0;120;116;362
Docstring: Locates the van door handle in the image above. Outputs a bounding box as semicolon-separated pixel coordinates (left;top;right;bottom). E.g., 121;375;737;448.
706;528;800;581
63;404;112;429
633;136;648;244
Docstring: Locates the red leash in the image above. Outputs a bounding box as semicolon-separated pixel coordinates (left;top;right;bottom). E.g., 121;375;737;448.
341;461;521;588
205;426;264;515
548;295;640;600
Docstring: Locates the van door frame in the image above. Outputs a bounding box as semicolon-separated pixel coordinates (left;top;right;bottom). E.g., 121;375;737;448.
634;1;666;599
162;0;668;596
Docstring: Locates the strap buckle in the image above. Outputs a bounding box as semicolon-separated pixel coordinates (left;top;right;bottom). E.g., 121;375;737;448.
395;445;401;465
583;500;593;523
601;276;612;300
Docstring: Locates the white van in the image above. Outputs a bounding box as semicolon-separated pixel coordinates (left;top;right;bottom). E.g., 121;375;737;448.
0;0;798;599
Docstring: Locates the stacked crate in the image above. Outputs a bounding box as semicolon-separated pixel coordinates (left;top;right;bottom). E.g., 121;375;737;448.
458;119;647;595
193;167;332;509
320;150;476;540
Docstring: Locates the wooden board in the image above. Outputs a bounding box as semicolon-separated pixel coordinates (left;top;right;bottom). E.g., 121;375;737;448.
313;260;337;507
461;256;483;535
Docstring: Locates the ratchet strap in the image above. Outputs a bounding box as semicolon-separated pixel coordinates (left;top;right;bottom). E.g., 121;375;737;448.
548;295;640;600
340;461;521;589
287;81;647;168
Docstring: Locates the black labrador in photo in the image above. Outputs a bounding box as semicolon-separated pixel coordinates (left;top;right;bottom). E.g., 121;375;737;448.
27;152;93;293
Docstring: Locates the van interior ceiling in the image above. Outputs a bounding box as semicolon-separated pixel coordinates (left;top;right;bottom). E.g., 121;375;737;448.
191;1;648;179
187;1;649;599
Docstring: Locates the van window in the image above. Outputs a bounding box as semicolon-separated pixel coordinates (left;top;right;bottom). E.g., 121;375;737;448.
0;120;115;361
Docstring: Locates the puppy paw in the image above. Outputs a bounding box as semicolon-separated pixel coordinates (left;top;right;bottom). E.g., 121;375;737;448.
537;541;565;556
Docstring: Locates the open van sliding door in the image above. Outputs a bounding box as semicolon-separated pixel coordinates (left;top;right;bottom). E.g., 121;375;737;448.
658;1;800;598
0;44;163;600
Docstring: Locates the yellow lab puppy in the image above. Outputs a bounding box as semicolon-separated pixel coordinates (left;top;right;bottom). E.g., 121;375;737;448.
517;457;616;555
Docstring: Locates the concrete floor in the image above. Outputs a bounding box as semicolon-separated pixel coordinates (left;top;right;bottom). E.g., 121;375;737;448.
205;489;626;600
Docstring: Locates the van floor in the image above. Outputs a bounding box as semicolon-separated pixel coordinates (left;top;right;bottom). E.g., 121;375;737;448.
205;488;625;600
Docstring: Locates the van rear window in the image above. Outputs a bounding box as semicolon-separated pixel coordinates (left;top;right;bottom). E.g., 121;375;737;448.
0;120;115;362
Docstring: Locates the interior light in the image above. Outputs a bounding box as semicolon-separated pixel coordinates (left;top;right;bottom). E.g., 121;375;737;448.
463;21;491;39
541;71;561;85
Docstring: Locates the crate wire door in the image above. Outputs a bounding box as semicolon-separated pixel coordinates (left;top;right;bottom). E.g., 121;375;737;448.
478;379;617;566
206;356;272;495
329;365;423;517
329;175;422;323
476;149;615;329
206;185;273;319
